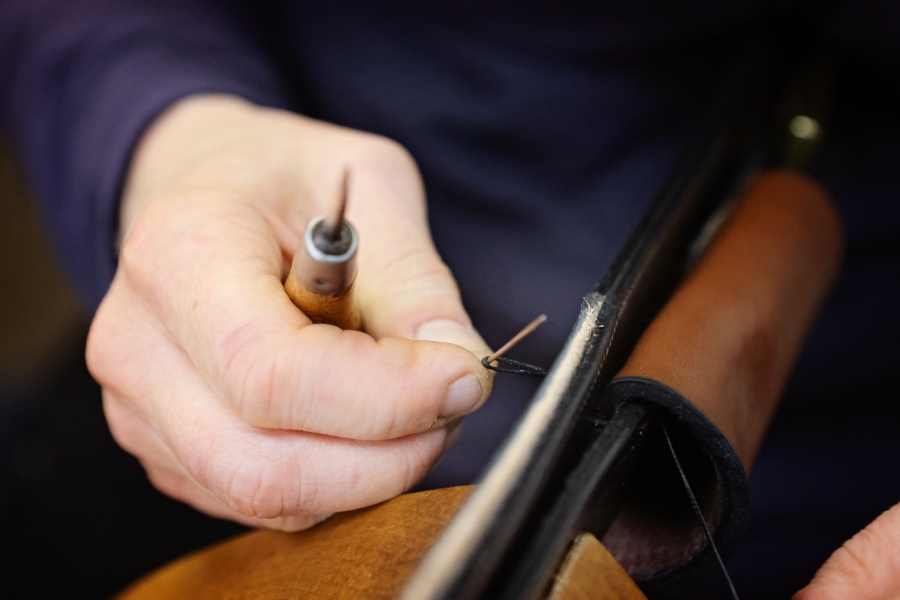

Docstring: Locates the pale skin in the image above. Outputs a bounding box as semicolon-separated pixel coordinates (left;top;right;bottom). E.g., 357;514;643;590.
794;503;900;600
87;94;898;596
86;94;493;531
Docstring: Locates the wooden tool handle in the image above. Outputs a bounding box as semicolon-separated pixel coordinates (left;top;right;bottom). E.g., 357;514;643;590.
284;211;362;331
284;265;362;331
614;169;844;468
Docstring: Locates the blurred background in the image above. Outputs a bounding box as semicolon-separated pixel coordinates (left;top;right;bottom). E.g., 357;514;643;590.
0;142;244;599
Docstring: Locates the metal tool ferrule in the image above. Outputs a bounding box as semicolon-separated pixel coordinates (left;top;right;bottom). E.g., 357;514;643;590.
292;215;359;297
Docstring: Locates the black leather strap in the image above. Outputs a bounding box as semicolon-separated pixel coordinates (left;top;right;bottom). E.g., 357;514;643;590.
602;377;750;596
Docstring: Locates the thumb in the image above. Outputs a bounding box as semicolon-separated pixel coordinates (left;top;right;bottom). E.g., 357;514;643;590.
348;153;491;356
346;152;493;402
794;502;900;600
359;227;489;356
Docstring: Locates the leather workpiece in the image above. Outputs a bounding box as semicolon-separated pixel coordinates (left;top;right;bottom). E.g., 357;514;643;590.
599;171;844;594
118;487;475;599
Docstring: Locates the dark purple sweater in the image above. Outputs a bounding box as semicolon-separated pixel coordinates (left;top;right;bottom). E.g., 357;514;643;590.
0;0;290;310
2;2;899;590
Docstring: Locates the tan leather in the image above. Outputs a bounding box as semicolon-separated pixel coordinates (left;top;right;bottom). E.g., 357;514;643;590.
614;170;844;469
120;483;643;599
119;486;472;600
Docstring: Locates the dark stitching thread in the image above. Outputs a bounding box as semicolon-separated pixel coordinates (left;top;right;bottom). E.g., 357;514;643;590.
662;422;740;600
481;356;547;378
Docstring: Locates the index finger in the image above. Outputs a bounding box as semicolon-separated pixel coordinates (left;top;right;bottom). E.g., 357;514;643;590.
122;190;490;440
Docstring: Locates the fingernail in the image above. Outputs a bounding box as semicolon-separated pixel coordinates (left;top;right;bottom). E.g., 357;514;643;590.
415;319;487;356
439;375;482;419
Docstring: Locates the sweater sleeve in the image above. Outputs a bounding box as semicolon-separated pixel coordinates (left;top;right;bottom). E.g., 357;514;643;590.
0;0;290;311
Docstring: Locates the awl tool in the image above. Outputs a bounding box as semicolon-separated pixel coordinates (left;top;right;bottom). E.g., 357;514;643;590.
284;170;362;330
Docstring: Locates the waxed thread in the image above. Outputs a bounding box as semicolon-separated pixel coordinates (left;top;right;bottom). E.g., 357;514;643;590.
481;355;547;377
662;422;740;600
481;315;548;377
481;326;738;597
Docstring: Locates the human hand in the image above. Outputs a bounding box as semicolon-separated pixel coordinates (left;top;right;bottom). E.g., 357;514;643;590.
794;502;900;600
86;95;492;530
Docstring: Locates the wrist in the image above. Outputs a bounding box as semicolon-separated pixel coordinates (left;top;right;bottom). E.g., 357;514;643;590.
119;94;262;245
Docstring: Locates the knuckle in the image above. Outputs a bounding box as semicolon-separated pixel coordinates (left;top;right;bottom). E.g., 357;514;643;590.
356;135;419;174
118;216;160;287
118;200;194;298
104;411;140;459
118;231;143;277
85;310;114;385
102;398;135;450
85;297;135;391
214;450;321;519
145;467;179;497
